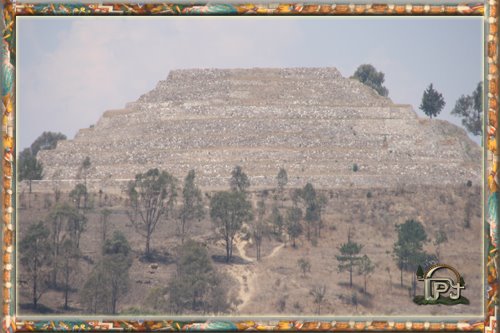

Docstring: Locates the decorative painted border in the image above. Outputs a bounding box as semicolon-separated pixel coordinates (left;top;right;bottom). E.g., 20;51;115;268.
1;2;497;332
14;3;485;15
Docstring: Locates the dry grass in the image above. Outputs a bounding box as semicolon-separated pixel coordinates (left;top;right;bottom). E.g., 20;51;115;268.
17;184;482;317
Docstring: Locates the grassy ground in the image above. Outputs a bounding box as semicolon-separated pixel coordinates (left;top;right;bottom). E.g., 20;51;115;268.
17;184;483;317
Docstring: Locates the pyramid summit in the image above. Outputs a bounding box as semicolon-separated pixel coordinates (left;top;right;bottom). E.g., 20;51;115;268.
37;67;480;192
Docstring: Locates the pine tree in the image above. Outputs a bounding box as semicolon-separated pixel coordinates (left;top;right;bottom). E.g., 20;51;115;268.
336;231;363;288
419;83;446;119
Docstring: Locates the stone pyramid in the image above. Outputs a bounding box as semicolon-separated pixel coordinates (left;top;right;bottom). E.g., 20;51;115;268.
37;67;481;191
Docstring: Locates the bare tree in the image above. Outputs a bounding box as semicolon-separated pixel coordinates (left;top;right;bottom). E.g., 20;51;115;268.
309;284;327;315
358;255;375;294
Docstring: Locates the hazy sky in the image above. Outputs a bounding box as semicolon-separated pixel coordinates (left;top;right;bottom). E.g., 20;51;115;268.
18;17;483;150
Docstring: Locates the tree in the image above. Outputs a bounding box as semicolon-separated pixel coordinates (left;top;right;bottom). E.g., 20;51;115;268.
60;239;79;310
20;221;52;309
358;255;375;294
276;168;288;206
393;219;428;288
69;183;87;210
80;231;132;314
297;258;311;277
18;148;43;195
229;165;250;193
351;64;389;97
309;284;327;315
66;210;87;249
178;170;205;244
79;156;92;189
419;83;446;119
210;191;253;262
296;183;325;241
47;203;82;285
286;207;303;248
252;195;268;260
127;168;177;259
416;265;424;279
277;168;288;192
316;194;328;238
99;208;112;246
102;231;134;314
451;82;483;136
434;228;448;260
167;240;230;314
271;204;284;236
30;131;67;156
336;231;363;288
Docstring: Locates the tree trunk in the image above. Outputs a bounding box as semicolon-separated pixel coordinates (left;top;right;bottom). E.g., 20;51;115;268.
364;275;367;294
64;263;70;310
145;226;152;258
33;260;38;308
412;274;417;297
181;217;186;244
400;266;403;287
349;263;353;288
64;284;69;310
28;185;32;209
225;236;231;262
229;239;233;261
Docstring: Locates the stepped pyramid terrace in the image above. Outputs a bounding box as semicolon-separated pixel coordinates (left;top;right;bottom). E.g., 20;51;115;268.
35;67;481;192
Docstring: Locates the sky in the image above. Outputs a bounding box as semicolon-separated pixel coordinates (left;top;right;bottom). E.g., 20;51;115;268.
17;17;483;150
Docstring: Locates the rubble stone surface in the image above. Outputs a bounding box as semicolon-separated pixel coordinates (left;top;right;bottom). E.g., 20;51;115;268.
36;67;481;192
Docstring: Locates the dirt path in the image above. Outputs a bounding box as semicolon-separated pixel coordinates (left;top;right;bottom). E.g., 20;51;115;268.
228;235;284;313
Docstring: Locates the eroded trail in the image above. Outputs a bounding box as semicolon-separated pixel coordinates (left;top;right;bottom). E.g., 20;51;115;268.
226;235;284;313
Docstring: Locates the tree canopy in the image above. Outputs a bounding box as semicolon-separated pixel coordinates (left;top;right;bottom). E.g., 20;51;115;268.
286;207;303;248
336;236;363;288
451;82;483;136
167;240;230;314
19;131;66;193
20;221;52;309
30;131;67;156
276;168;288;193
229;165;250;193
178;170;205;244
47;203;85;285
19;148;43;193
419;83;446;119
127;168;177;258
80;231;132;314
351;64;389;97
210;190;253;262
393;219;428;291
